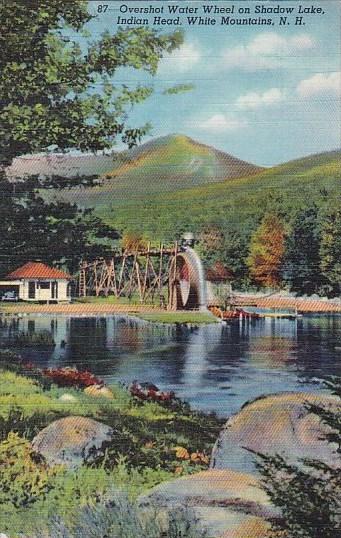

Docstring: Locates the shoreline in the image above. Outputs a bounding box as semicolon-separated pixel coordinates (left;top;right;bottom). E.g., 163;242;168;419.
0;303;163;315
234;294;341;314
1;295;341;316
0;303;217;325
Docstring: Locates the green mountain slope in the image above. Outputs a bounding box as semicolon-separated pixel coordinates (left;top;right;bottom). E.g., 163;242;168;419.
69;134;262;207
98;149;340;240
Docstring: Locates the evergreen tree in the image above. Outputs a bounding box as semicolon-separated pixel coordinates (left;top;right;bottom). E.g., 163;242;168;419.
247;213;285;288
256;378;341;538
320;203;341;296
283;206;322;295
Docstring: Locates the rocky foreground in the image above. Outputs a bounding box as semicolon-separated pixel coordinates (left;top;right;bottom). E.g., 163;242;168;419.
139;392;340;537
24;391;340;538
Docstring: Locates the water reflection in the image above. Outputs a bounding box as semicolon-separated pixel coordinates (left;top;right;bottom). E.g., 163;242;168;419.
0;314;340;417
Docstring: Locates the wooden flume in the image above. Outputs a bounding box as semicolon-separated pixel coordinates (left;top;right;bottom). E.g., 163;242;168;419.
78;243;179;307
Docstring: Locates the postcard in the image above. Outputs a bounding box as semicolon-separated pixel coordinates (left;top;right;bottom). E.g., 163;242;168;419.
0;1;340;537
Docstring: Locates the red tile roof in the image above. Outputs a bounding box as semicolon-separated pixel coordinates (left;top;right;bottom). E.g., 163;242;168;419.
6;262;71;280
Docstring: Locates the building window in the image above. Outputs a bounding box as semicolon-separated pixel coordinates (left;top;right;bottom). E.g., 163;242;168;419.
39;282;50;290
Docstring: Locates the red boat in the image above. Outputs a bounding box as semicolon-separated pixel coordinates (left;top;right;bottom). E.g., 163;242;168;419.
209;305;260;321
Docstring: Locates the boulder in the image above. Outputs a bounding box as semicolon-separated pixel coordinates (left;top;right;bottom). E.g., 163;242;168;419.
139;469;277;537
219;517;271;538
84;384;114;399
32;416;114;468
211;392;340;473
58;393;78;403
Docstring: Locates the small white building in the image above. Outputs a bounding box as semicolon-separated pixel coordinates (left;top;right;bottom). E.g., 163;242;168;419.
0;262;72;302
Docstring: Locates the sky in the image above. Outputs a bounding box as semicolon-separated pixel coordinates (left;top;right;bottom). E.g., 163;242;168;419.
85;1;341;166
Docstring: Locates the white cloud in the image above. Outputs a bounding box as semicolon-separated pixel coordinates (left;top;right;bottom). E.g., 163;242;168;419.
198;114;247;133
158;41;201;73
297;72;341;97
236;88;284;110
222;32;314;71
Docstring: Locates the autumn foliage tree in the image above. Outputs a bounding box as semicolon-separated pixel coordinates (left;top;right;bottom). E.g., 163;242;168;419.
121;232;147;253
247;214;286;288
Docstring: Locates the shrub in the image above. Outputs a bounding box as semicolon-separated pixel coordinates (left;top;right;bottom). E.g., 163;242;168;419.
0;370;107;420
0;407;55;442
43;367;103;388
0;464;174;536
37;490;207;538
256;376;341;538
0;432;60;509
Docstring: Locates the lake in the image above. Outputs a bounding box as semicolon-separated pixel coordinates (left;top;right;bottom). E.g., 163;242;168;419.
1;314;340;417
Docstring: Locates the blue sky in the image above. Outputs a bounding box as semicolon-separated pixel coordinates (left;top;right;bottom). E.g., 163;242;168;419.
85;1;340;166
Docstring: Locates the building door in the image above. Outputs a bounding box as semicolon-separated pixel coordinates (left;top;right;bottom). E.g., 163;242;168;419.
28;281;35;299
51;281;58;299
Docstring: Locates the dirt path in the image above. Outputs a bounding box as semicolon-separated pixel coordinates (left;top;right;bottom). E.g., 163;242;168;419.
0;302;163;315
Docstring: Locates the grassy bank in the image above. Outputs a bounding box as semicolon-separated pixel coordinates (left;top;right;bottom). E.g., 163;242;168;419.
134;311;218;324
0;301;219;324
75;295;144;305
0;351;223;536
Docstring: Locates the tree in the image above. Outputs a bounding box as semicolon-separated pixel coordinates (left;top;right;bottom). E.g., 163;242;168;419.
223;230;250;287
256;378;341;538
206;261;234;309
121;232;147;254
198;225;250;287
0;1;183;165
320;203;341;296
247;214;285;288
0;1;183;275
283;205;323;295
199;226;225;253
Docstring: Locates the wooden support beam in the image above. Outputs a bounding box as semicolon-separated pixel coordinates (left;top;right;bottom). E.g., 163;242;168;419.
79;243;178;305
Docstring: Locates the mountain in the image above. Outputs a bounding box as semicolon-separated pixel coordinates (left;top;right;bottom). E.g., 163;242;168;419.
8;135;339;244
99;148;340;239
104;134;262;185
7;153;116;180
61;134;262;208
8;133;261;191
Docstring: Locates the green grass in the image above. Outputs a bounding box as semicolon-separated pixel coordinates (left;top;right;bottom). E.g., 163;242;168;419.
0;460;175;536
75;295;142;305
0;369;132;419
134;311;217;324
0;361;223;536
0;367;223;465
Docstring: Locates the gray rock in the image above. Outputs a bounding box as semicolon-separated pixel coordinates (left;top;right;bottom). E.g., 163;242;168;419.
139;469;277;537
211;392;340;473
32;416;114;468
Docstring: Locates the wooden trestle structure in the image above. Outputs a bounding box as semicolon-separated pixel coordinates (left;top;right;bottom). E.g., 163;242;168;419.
78;243;179;305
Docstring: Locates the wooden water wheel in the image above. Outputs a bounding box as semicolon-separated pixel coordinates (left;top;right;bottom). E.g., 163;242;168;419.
168;251;203;310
